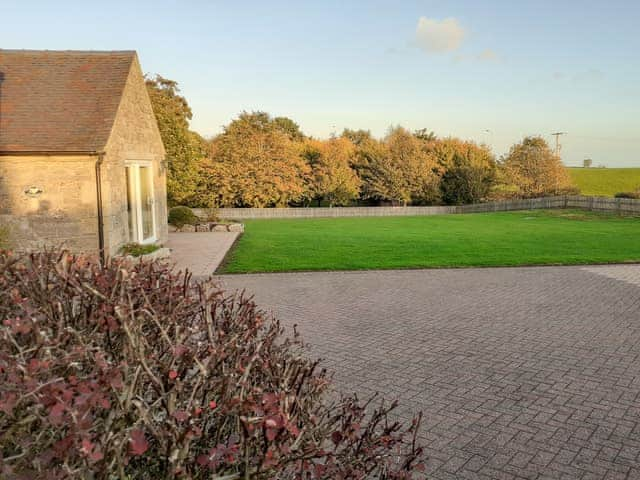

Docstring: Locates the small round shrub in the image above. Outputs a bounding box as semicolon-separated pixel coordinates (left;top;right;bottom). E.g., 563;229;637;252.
614;191;640;199
168;206;198;229
0;250;424;479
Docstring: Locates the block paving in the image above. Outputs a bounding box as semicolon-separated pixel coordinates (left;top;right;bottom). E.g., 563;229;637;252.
166;232;239;276
219;265;640;480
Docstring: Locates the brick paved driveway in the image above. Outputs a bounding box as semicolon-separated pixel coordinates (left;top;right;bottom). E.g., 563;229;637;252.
167;232;238;276
219;266;640;480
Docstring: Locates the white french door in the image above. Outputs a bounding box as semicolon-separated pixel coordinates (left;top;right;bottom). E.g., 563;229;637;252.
125;163;156;244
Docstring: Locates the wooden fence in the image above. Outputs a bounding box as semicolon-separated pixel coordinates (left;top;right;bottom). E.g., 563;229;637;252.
192;196;640;220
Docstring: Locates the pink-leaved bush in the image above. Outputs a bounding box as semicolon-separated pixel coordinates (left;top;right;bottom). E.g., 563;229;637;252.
0;250;424;479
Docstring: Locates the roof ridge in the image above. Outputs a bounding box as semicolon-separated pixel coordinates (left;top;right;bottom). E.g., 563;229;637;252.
0;49;137;55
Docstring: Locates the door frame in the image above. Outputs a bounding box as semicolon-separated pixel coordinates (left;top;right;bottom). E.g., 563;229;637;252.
125;160;157;245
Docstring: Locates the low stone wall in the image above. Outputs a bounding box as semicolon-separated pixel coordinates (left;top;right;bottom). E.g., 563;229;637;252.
192;196;640;220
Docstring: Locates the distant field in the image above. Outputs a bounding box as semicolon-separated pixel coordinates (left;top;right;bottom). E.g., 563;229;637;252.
569;167;640;197
219;210;640;273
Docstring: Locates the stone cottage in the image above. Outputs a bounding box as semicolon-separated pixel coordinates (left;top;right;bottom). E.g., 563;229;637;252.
0;50;168;260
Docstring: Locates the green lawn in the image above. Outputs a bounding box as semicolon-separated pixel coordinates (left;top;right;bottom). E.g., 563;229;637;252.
569;167;640;197
219;210;640;273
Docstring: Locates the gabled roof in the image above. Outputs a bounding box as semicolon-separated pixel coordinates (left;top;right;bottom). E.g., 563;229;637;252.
0;50;136;153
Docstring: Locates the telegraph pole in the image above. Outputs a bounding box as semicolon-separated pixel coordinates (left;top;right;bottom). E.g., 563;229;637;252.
550;132;566;157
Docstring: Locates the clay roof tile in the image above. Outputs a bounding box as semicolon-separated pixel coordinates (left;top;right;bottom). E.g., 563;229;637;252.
0;49;136;152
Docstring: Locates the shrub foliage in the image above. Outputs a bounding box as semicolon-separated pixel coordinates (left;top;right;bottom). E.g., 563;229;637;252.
120;243;161;257
440;152;497;205
614;190;640;199
203;112;310;208
168;206;199;229
145;75;209;207
302;137;361;207
0;250;424;479
361;127;441;206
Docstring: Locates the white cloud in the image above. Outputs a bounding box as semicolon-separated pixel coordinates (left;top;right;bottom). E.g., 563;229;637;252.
415;17;465;53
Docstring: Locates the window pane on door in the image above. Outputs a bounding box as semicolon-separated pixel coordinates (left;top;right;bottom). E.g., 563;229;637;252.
139;166;154;241
125;167;137;242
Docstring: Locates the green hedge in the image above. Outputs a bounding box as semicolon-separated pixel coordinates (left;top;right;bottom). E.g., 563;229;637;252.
168;206;199;229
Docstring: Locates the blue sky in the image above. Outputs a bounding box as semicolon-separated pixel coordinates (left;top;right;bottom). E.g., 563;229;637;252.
4;0;640;166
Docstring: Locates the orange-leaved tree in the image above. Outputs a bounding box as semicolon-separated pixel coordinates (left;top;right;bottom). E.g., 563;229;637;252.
204;112;310;207
145;75;209;207
303;137;361;206
422;137;497;204
363;127;441;206
501;136;574;198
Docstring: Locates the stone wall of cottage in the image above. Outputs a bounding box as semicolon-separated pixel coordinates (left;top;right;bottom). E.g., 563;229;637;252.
0;155;99;251
102;54;168;256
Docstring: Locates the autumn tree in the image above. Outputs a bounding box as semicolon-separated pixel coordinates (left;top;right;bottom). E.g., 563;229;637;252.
440;153;497;204
145;75;208;206
340;129;377;194
421;137;490;170
205;112;309;207
303;137;361;206
501;136;574;198
428;138;497;204
341;128;373;146
273;116;305;140
363;127;441;206
413;128;437;142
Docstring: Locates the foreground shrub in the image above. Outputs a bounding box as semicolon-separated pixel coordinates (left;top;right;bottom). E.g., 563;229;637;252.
168;205;199;229
0;250;424;479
